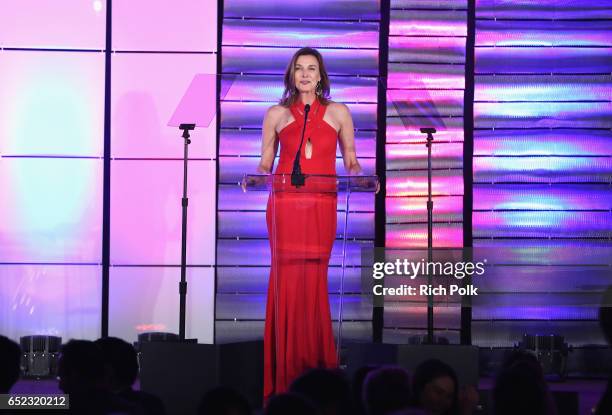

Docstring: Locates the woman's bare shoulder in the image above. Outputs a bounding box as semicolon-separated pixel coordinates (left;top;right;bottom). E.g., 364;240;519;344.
326;101;351;120
265;104;289;120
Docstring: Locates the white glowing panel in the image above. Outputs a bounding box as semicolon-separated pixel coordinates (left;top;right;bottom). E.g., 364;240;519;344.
112;0;217;52
0;1;106;49
111;53;217;159
109;267;214;343
0;265;101;341
0;51;105;157
0;158;103;263
110;160;216;265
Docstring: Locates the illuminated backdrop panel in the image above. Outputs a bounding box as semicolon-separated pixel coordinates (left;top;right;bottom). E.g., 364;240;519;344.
472;0;612;347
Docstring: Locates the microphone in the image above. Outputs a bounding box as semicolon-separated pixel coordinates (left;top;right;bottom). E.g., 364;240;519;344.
291;103;310;187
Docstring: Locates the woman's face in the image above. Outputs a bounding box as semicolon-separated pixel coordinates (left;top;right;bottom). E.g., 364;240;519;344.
293;54;321;94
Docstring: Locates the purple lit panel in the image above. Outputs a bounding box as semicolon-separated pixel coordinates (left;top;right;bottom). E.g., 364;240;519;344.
217;239;371;267
471;244;612;264
0;51;104;157
225;0;379;20
389;36;465;63
386;223;463;248
476;0;612;20
474;129;612;156
217;266;365;294
219;129;376;158
218;211;373;239
475;75;612;102
0;265;101;341
473;211;612;238
110;160;216;265
473;306;597;321
386;142;463;170
220;102;377;130
109;267;214;343
387;89;464;117
384;305;461;329
475;47;612;74
111;53;217;159
223;75;378;103
387;171;463;197
388;64;465;89
218;184;374;212
392;0;466;9
223;46;379;76
113;0;217;52
387;196;463;223
0;1;105;49
476;20;612;47
217;293;371;321
219;156;376;184
228;160;379;188
223;20;378;49
386;122;464;144
390;10;467;37
473;156;612;183
0;158;102;263
474;184;612;211
474;102;612;129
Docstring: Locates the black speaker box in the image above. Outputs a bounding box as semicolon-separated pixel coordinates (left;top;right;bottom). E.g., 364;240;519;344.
139;340;263;414
345;342;480;387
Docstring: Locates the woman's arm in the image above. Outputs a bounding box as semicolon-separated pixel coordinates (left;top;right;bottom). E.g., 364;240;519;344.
257;105;282;173
335;103;362;174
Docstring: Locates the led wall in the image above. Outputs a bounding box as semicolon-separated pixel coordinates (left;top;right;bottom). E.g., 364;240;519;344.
472;0;612;347
384;0;467;343
216;0;381;342
0;1;106;341
0;1;218;343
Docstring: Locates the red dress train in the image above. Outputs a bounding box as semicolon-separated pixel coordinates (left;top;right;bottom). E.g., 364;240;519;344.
263;98;339;401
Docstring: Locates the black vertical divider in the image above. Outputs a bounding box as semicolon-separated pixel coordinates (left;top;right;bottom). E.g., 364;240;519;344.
461;0;476;345
213;0;225;343
373;0;391;343
101;0;113;338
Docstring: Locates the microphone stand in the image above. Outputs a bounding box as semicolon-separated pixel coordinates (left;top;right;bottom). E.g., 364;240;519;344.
291;104;310;187
420;127;436;344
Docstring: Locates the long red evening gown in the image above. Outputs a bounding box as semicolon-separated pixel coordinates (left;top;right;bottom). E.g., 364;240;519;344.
263;98;338;401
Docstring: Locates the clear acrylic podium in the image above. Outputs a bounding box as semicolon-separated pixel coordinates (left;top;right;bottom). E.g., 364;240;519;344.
242;173;378;359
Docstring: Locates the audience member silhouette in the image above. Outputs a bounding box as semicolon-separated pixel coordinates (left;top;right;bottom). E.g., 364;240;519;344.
290;368;353;415
58;339;141;415
362;366;412;415
265;392;321;415
493;350;557;415
197;385;252;415
351;366;378;415
95;337;166;415
595;285;612;415
0;335;20;394
411;359;467;415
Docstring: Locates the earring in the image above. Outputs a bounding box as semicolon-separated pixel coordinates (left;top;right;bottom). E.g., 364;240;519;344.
316;81;322;96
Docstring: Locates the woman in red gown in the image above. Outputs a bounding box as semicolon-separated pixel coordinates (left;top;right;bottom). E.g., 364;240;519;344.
257;47;362;401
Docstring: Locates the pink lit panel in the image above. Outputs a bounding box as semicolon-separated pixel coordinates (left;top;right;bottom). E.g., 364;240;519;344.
0;158;102;263
388;65;465;89
387;171;464;197
390;10;467;37
111;54;217;159
109;267;214;343
386;123;464;144
0;265;101;341
112;0;217;52
0;51;105;157
110;160;216;265
0;1;105;49
386;223;463;248
387;196;463;223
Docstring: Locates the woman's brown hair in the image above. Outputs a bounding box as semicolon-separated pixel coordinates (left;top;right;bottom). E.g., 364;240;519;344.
279;47;331;107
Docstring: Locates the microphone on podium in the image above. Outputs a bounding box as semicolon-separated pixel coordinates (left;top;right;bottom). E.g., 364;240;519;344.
291;104;310;187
